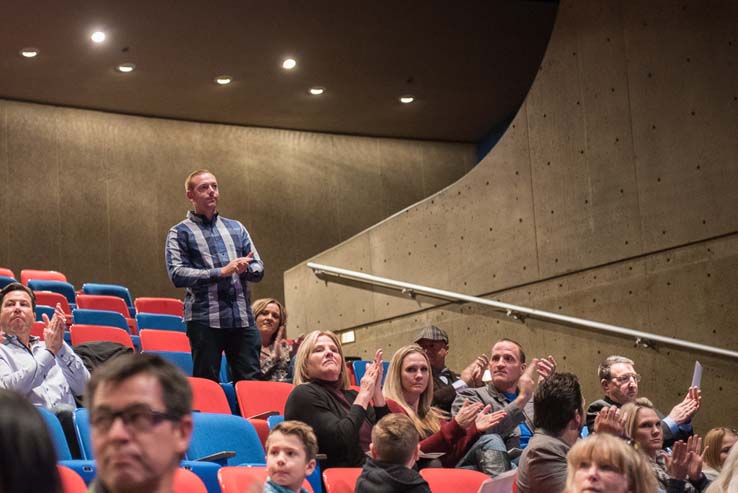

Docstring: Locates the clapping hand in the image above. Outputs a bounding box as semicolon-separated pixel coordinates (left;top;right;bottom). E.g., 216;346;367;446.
42;303;66;355
454;399;484;429
474;405;507;433
593;406;625;437
460;354;489;387
668;386;701;424
536;355;557;383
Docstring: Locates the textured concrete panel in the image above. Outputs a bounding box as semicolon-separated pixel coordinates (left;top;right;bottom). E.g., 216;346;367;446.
625;2;738;250
55;107;111;288
5;102;62;271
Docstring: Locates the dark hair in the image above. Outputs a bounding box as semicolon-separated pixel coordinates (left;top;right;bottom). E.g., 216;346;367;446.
268;420;318;461
371;414;419;465
0;282;36;310
533;372;583;433
0;390;61;493
86;353;192;418
496;338;526;363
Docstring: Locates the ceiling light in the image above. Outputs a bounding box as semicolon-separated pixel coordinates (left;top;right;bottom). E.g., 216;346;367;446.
399;95;415;104
215;75;232;85
91;31;106;43
19;47;39;58
309;87;325;95
282;58;297;70
116;63;135;73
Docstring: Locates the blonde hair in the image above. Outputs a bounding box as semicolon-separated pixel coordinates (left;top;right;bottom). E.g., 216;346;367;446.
184;169;213;192
621;398;659;455
383;345;441;438
251;298;288;344
707;442;738;493
705;427;738;472
564;433;657;493
292;331;350;389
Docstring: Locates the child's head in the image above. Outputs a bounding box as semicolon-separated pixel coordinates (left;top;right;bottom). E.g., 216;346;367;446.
265;420;317;493
369;414;420;467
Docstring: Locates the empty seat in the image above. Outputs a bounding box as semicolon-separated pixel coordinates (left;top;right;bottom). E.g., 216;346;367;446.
323;468;362;493
70;324;135;349
145;350;194;376
140;329;190;352
82;283;135;316
35;304;56;322
73;308;131;333
352;360;390;385
219;466;314;493
0;267;15;278
0;275;16;289
135;296;184;317
188;377;232;414
235;380;293;419
173;467;208;493
419;468;491;493
34;291;73;324
76;294;136;333
37;406;96;484
136;312;186;332
186;413;266;467
28;280;77;308
58;464;87;493
21;268;67;285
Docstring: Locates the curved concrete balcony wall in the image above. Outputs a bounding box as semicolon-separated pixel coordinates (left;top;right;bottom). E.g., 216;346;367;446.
285;0;738;431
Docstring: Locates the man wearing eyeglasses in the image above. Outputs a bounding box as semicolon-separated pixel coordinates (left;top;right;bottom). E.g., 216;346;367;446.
585;355;700;447
85;353;193;493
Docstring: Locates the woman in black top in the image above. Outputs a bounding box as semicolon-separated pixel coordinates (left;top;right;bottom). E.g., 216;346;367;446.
285;330;388;469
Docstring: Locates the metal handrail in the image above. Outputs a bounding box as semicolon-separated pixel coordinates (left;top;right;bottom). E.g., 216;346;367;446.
307;262;738;360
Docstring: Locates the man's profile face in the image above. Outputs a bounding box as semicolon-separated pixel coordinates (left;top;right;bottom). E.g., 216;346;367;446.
601;362;639;405
186;172;219;215
489;341;525;393
416;339;448;370
90;373;192;492
0;290;35;339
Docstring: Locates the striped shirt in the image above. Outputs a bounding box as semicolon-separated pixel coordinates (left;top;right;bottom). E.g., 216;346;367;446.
165;211;264;328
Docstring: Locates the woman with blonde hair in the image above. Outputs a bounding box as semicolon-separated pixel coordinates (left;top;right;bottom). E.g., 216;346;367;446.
285;330;388;470
252;298;295;381
621;400;709;492
383;344;507;467
707;441;738;493
564;432;657;493
703;427;738;481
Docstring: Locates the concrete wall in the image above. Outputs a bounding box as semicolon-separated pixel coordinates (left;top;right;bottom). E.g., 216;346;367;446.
284;0;738;433
0;100;475;299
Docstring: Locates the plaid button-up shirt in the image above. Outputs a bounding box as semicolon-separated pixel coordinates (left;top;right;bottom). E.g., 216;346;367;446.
165;211;264;329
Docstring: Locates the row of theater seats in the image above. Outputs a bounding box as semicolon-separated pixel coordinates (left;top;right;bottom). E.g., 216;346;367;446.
40;379;319;493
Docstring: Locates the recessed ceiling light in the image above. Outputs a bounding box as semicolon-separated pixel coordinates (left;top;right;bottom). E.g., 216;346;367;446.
399;95;415;104
91;31;106;43
309;87;325;95
116;63;135;73
215;75;232;85
19;47;39;58
282;58;297;70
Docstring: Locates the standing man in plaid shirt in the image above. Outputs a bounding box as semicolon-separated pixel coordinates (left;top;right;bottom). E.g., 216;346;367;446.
165;169;264;382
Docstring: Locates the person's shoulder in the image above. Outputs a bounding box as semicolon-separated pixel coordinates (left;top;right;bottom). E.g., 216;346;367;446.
586;398;610;413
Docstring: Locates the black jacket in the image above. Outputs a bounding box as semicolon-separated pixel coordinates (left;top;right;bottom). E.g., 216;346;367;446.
355;459;430;493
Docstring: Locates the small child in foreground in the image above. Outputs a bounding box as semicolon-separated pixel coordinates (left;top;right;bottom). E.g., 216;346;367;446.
264;420;317;493
355;413;431;493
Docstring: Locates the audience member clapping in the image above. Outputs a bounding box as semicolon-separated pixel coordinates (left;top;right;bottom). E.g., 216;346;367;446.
382;344;506;467
253;298;297;382
564;432;657;493
622;399;709;492
284;331;389;469
703;427;738;481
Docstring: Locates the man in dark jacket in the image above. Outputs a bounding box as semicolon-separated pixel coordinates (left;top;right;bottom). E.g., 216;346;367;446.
355;414;430;493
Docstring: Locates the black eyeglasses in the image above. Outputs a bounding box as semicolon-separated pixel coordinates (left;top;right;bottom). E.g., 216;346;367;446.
90;404;180;433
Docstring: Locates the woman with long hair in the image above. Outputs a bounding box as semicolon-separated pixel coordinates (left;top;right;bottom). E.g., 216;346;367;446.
703;427;738;481
622;399;709;492
252;298;295;382
707;441;738;493
564;432;657;493
284;330;388;470
383;344;506;467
